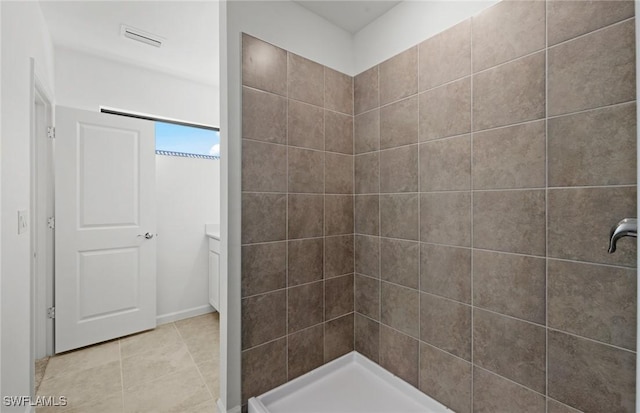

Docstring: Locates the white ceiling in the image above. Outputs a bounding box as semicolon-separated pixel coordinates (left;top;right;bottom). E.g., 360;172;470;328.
38;1;400;88
38;1;219;87
295;1;402;34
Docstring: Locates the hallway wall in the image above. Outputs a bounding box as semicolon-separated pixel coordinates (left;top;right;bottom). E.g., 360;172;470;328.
0;2;56;409
353;2;637;412
55;47;219;127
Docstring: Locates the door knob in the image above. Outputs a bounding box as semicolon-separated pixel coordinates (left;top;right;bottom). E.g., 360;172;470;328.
138;232;155;239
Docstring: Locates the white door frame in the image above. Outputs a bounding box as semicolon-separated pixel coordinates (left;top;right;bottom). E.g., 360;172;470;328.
30;58;55;394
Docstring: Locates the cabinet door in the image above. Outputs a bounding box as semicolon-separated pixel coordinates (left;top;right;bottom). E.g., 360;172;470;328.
209;251;220;311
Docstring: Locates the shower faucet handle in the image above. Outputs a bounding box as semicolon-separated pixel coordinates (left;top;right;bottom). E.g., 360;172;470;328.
608;218;637;254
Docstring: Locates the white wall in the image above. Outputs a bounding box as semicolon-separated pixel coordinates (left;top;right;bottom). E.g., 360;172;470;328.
55;47;219;128
353;0;497;75
220;1;353;411
156;155;220;324
1;1;55;409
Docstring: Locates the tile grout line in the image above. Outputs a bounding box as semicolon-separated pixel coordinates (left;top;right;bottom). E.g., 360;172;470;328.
546;326;637;354
376;64;382;364
118;339;125;411
545;1;550;410
416;40;422;393
547;15;635;50
173;322;216;404
352;72;357;353
242;276;352;301
329;95;636;155
285;50;290;383
242;84;351;117
384;237;635;270
242;181;638;198
322;64;327;366
469;16;475;412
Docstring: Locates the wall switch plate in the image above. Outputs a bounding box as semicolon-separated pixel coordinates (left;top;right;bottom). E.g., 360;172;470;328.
18;210;28;234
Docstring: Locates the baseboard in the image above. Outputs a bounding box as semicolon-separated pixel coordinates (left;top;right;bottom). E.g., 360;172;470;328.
217;398;241;413
156;305;215;325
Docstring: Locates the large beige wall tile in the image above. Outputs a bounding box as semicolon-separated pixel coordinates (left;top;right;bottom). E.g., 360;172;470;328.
548;259;636;350
420;243;471;303
242;87;287;144
473;309;546;393
473;121;545;190
548;0;635;46
241;291;286;349
379;47;418;105
420;192;471;247
242;241;287;297
287;325;323;380
548;330;635;413
548;187;637;266
473;190;545;256
473;250;546;324
548;19;635;116
473;367;545;413
241;140;287;192
548;103;636;187
472;0;545;72
288;100;324;150
325;67;353;115
420;135;471;191
419;78;471;141
354;66;379;115
419;343;472;413
242;34;287;96
420;293;471;360
379;325;419;387
288;53;324;106
381;282;419;338
473;52;545;131
419;19;471;91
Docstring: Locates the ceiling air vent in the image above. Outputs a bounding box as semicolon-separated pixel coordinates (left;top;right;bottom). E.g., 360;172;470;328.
121;25;163;48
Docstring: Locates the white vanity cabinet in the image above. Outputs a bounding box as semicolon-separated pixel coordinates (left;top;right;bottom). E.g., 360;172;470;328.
206;224;221;312
208;237;220;311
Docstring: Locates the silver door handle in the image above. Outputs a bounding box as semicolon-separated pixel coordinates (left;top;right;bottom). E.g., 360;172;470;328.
608;218;637;253
138;232;155;239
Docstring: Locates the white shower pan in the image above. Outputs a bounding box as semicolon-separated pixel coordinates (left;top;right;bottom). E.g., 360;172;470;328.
248;352;452;413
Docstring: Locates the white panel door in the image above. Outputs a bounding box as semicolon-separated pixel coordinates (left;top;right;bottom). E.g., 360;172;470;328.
55;106;156;353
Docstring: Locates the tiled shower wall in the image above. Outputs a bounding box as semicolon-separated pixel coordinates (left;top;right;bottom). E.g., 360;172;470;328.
240;34;355;404
353;2;637;413
240;2;638;412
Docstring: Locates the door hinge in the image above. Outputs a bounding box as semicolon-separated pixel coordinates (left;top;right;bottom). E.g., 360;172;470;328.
47;127;55;139
47;307;55;319
47;216;55;230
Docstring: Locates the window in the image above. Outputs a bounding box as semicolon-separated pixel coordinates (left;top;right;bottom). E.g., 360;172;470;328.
155;121;220;159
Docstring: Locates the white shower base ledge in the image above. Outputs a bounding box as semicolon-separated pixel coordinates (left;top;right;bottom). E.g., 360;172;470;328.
248;351;452;413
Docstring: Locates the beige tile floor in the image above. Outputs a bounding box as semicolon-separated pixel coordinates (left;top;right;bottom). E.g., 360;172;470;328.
36;313;220;413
